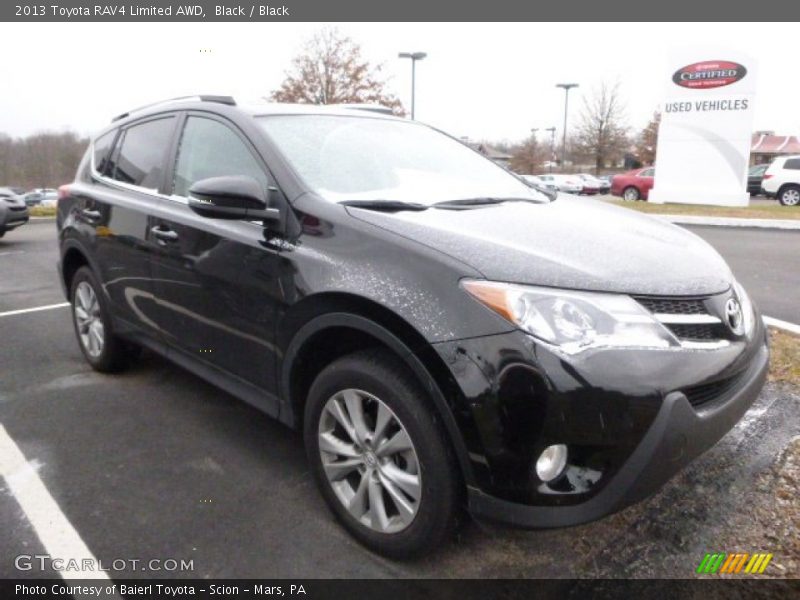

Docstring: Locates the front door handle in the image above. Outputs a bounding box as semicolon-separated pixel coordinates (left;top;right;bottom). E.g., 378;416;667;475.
150;226;179;243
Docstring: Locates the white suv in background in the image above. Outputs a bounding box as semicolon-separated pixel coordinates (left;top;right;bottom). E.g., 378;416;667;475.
762;156;800;206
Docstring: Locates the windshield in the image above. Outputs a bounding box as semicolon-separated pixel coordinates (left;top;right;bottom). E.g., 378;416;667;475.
258;115;545;205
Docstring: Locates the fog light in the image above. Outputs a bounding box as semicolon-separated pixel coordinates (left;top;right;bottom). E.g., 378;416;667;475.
536;444;568;482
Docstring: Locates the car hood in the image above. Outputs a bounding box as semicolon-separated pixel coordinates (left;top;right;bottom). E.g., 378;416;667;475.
347;196;733;296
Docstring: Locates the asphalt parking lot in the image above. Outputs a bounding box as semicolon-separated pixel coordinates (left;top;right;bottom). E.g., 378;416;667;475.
1;220;798;579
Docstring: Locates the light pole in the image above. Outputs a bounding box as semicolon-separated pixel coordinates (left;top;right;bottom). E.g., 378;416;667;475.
546;126;556;172
556;83;579;168
530;128;539;173
398;52;427;119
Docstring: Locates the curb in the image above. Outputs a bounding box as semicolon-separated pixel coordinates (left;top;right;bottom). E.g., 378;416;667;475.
764;316;800;336
656;214;800;230
29;217;56;222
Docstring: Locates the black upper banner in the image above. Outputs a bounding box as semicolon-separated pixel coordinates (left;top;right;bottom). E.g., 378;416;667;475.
3;0;800;21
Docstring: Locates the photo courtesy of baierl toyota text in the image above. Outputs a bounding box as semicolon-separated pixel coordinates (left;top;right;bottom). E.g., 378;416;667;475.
0;2;798;599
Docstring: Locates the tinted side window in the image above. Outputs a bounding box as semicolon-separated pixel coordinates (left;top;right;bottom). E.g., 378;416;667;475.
172;117;267;197
111;117;176;189
640;168;655;177
93;130;116;176
784;158;800;170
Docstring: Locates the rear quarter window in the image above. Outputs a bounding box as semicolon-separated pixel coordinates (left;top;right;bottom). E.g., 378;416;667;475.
93;130;117;176
783;158;800;170
110;116;176;189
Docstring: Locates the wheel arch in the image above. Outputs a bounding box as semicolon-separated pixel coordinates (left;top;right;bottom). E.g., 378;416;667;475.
278;292;477;487
60;241;94;298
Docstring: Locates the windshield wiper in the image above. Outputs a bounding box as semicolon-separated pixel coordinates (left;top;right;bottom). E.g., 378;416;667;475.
340;200;429;212
433;197;539;209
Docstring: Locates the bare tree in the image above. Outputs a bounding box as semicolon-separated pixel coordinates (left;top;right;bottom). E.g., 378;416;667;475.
0;131;88;189
270;28;404;114
573;82;629;173
635;111;660;166
509;134;547;174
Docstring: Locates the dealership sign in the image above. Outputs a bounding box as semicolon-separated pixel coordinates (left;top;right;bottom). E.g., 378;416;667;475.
649;51;757;207
672;61;747;89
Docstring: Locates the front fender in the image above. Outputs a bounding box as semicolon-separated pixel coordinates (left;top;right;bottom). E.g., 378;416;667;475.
279;311;479;488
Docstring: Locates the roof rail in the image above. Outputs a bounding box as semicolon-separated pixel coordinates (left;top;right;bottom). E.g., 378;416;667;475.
336;103;394;115
112;95;236;122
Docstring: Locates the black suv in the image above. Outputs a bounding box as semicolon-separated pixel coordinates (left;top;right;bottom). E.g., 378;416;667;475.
57;97;768;557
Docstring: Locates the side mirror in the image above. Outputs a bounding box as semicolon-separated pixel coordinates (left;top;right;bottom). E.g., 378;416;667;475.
188;175;280;221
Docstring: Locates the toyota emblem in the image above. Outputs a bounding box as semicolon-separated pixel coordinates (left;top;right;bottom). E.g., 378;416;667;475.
725;298;744;335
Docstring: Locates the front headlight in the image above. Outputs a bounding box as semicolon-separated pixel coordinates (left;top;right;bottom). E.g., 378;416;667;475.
462;280;679;354
733;279;755;336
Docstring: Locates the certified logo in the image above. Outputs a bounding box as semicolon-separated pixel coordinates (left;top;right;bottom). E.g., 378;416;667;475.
725;298;744;334
672;61;747;89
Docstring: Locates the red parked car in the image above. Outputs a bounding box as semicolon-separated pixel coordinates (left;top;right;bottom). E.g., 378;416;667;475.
611;167;655;201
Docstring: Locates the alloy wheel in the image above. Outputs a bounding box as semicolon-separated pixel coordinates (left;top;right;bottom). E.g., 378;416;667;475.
74;281;104;358
317;388;421;534
623;187;639;201
782;188;800;206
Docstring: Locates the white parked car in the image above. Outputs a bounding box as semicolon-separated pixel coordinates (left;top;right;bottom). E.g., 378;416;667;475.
520;174;557;191
23;188;58;207
576;173;610;194
537;174;583;194
761;156;800;206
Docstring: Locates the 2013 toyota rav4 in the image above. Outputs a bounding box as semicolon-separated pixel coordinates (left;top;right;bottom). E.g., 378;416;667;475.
57;97;769;558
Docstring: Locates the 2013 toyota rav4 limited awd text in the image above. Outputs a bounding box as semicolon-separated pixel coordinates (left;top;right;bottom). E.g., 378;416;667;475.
56;96;769;558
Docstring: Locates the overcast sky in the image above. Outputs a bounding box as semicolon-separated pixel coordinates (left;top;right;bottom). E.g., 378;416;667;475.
1;22;797;142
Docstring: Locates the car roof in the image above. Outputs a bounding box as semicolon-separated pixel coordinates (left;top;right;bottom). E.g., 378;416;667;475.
105;96;402;135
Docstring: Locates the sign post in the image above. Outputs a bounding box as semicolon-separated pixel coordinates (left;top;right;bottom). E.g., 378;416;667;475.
649;51;757;207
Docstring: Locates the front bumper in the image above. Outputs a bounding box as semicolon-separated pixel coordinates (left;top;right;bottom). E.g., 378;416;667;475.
434;313;768;528
467;341;768;527
0;207;29;231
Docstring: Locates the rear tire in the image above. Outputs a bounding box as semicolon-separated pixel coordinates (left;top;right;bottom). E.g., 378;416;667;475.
304;349;460;558
623;186;640;201
70;266;131;372
778;185;800;206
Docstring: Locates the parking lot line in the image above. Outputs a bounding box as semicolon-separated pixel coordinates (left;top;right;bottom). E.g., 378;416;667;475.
0;302;69;318
0;424;109;580
764;315;800;336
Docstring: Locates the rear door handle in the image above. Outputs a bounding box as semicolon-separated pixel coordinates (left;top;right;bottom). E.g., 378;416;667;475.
150;226;179;243
81;208;102;220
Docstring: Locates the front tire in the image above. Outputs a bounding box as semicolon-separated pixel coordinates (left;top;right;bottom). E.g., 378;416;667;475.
779;185;800;206
304;349;460;558
623;186;641;201
70;266;130;372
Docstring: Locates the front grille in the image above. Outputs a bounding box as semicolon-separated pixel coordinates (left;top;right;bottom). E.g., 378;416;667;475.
9;204;26;211
667;323;727;341
681;371;744;407
634;294;731;345
634;296;708;315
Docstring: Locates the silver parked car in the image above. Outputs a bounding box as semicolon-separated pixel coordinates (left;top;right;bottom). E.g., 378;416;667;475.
0;187;30;237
